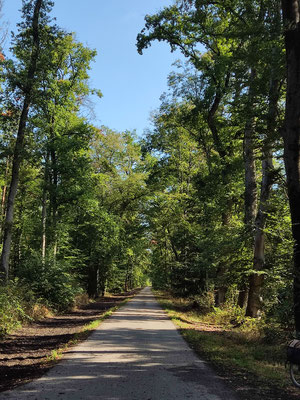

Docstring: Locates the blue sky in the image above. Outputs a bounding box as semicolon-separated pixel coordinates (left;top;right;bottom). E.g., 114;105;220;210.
2;0;183;136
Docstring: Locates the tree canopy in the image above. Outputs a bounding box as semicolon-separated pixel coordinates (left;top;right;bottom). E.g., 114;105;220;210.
0;0;299;341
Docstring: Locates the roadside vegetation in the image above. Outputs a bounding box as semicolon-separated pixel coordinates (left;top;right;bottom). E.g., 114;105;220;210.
155;290;297;397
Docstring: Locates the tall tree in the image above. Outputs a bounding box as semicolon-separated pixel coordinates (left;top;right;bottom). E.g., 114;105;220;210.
281;0;300;335
0;0;54;279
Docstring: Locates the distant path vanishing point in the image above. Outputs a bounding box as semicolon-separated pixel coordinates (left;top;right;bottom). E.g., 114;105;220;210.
0;287;240;400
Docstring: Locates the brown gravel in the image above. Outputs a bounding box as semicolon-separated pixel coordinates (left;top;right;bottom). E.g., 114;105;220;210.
0;291;137;392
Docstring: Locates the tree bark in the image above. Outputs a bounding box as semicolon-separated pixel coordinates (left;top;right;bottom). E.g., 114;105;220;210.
246;65;280;317
41;154;49;263
0;0;43;280
206;72;232;305
215;285;227;307
240;69;258;308
246;153;274;317
49;118;58;260
41;194;47;261
88;265;99;298
0;158;9;240
281;0;300;334
237;287;249;308
12;194;24;276
243;69;258;227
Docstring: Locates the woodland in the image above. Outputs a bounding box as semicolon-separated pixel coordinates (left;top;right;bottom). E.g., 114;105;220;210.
0;0;300;344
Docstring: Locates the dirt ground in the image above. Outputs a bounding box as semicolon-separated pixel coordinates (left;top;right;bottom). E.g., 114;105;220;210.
0;291;136;393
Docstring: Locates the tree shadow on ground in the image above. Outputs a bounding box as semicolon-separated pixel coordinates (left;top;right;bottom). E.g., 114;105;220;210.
0;291;136;392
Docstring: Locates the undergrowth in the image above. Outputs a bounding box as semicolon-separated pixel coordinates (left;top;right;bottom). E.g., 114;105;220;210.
0;280;52;337
155;290;294;391
0;278;132;339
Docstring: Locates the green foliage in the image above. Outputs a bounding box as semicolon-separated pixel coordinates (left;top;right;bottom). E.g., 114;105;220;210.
191;290;215;314
17;253;82;311
136;0;292;327
0;280;36;336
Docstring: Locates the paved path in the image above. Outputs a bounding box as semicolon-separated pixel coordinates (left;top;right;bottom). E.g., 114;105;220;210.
0;287;239;400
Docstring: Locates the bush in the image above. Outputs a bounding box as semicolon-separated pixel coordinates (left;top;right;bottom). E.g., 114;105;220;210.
0;280;36;336
191;290;215;314
18;253;83;311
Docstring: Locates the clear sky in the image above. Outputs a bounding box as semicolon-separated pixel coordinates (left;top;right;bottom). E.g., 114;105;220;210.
2;0;183;136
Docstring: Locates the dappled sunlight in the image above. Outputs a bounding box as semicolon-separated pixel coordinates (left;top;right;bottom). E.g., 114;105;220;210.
0;288;237;400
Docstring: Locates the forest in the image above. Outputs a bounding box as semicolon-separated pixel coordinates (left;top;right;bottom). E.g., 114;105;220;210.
0;0;300;351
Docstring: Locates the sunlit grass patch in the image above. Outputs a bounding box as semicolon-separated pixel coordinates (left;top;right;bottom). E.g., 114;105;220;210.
154;290;292;390
181;329;288;385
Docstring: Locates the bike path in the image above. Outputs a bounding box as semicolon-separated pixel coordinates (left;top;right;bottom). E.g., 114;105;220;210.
0;287;240;400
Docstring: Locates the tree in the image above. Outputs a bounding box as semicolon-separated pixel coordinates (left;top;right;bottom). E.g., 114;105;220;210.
281;0;300;336
76;127;150;296
34;31;99;261
137;0;289;317
0;0;54;280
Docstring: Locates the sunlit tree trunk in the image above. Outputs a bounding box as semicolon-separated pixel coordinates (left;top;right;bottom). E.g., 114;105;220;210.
0;158;10;240
12;193;24;276
241;69;258;309
243;69;258;229
49;119;58;261
206;73;232;306
41;153;49;263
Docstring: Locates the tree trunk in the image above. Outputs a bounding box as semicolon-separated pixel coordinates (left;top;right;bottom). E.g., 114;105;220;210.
243;69;258;228
282;0;300;335
246;65;280;317
0;157;9;240
12;196;24;276
237;286;249;308
238;68;258;308
88;265;99;298
41;187;47;262
49;119;58;260
215;286;227;307
246;153;274;317
206;73;231;305
0;0;43;280
124;262;130;292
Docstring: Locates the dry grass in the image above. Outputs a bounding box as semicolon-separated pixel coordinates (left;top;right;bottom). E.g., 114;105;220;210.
154;290;298;396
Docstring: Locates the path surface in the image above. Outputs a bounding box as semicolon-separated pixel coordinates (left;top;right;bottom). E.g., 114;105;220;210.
0;287;239;400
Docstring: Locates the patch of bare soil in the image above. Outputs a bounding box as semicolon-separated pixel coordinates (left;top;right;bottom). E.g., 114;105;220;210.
0;291;137;392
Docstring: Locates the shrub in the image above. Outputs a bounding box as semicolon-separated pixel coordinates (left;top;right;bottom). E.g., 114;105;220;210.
191;290;215;314
17;253;83;311
0;280;36;336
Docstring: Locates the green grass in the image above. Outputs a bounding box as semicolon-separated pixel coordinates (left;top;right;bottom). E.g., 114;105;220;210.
155;291;292;390
181;329;287;384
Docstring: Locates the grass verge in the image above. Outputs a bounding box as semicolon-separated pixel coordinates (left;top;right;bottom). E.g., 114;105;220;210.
154;290;300;400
